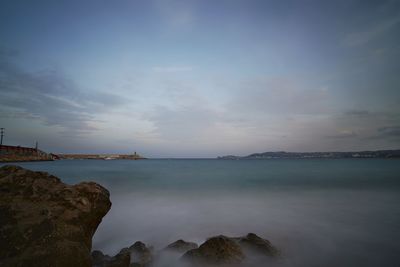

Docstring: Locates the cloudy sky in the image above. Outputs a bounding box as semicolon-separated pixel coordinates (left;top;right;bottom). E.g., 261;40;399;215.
0;0;399;157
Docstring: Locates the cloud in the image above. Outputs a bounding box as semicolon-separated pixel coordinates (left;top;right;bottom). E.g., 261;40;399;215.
365;125;400;142
148;105;217;141
344;110;370;117
343;15;400;46
0;51;128;134
227;77;333;116
154;0;196;29
377;126;400;138
152;66;193;73
326;130;358;139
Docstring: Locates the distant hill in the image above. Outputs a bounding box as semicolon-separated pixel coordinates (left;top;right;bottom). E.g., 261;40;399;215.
217;150;400;159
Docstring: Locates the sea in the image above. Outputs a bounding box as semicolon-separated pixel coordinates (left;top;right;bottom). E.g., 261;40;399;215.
3;159;400;267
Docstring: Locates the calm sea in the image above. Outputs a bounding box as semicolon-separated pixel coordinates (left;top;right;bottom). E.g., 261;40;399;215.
3;159;400;267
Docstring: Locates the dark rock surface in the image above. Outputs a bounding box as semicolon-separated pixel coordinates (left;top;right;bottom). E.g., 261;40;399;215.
126;241;153;266
235;233;280;257
0;165;111;267
92;250;130;267
164;239;198;253
181;233;279;266
182;235;245;266
92;241;153;267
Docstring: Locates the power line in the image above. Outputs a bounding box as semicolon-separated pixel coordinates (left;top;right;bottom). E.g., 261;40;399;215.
0;128;4;146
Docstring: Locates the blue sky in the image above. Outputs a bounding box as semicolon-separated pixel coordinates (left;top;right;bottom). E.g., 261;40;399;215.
0;0;399;157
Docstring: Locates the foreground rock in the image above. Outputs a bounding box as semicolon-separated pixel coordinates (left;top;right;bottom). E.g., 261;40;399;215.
92;241;152;267
234;233;280;257
0;165;111;267
164;239;198;253
92;233;278;267
182;233;279;266
182;235;245;266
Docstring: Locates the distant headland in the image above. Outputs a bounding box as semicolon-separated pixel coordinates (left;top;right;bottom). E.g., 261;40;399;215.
58;152;146;160
0;144;146;162
218;150;400;159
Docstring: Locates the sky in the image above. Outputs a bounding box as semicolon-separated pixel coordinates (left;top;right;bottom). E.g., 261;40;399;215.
0;0;399;157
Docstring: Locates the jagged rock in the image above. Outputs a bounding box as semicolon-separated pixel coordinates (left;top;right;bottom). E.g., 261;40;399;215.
235;233;280;257
91;249;130;267
182;235;245;266
107;252;131;267
92;242;152;267
164;239;198;253
0;165;111;267
92;250;110;266
126;241;153;267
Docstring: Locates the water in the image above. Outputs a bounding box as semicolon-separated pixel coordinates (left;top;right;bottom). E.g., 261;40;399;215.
3;159;400;266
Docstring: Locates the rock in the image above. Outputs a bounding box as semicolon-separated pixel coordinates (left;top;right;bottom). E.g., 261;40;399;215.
235;233;280;257
164;239;198;253
181;233;279;266
91;250;130;267
182;235;245;266
92;250;110;266
92;241;153;267
0;165;111;267
107;252;131;267
127;241;153;266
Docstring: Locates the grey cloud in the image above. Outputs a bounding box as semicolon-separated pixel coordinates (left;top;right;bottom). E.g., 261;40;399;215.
154;0;196;29
227;78;333;115
336;111;400;140
0;52;128;134
377;126;400;138
366;125;400;142
326;131;358;139
343;15;400;47
148;105;218;141
344;110;370;117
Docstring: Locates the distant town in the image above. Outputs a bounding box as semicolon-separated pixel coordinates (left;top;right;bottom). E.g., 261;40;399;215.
0;144;146;162
218;150;400;159
0;128;146;162
58;153;145;160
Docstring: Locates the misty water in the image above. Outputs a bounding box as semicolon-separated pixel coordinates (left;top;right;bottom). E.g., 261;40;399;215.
6;159;400;266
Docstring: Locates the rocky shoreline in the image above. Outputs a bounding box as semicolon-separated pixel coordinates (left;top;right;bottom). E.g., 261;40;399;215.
0;165;279;267
92;233;279;267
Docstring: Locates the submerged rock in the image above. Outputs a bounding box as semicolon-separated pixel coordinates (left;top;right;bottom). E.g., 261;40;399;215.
164;239;198;253
182;235;245;266
0;165;111;267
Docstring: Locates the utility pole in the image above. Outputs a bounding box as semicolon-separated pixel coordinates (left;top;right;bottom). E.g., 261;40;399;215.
0;128;4;146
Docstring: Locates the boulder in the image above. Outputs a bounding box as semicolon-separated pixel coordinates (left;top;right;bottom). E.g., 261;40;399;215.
92;250;111;266
164;239;198;254
92;241;152;267
127;241;153;266
0;165;111;267
235;233;280;257
182;235;245;266
106;252;130;267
